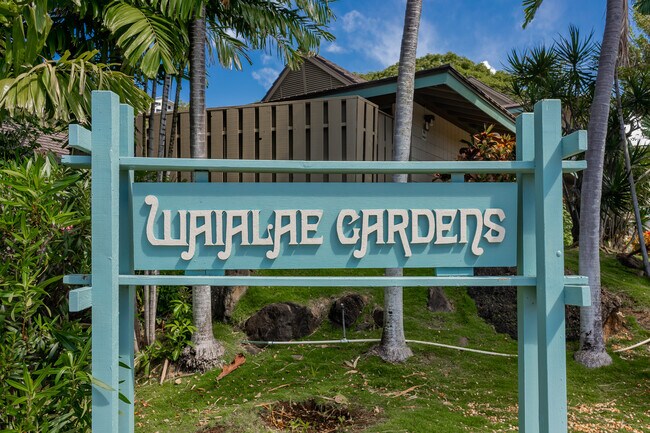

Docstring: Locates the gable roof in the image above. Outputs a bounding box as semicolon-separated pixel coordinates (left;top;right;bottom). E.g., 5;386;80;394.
262;55;366;102
266;62;516;133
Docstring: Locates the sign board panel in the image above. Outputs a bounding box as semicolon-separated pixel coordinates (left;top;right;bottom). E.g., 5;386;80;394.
132;182;517;270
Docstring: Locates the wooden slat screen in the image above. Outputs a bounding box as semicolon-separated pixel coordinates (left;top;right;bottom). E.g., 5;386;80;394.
135;96;392;183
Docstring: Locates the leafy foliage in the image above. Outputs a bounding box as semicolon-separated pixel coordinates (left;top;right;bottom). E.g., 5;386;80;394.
0;0;151;126
359;52;513;96
135;289;196;375
457;124;515;182
0;119;54;160
507;25;597;132
104;1;189;77
0;155;92;431
521;0;543;28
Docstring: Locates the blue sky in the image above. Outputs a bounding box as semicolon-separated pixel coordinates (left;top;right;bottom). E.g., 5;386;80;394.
194;0;609;108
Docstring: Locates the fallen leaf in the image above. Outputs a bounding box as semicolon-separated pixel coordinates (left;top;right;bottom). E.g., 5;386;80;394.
217;353;246;381
334;394;348;404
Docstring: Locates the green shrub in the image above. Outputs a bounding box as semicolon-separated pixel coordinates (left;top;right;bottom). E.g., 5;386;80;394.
0;155;92;432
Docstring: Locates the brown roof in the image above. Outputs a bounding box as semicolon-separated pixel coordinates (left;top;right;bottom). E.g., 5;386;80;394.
466;77;520;110
269;64;516;123
311;55;366;85
1;124;69;158
261;55;366;102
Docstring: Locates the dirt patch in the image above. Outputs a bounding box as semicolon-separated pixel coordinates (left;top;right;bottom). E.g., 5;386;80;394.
260;399;373;432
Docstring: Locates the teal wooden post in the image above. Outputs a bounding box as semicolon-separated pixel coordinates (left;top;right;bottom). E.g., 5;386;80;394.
91;91;121;432
516;112;538;432
533;100;567;432
118;103;135;432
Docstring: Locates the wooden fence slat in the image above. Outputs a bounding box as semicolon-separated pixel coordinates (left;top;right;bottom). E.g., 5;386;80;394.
328;99;343;182
310;101;324;182
276;105;290;182
259;106;273;182
355;99;366;182
179;112;191;181
209;110;224;182
242;108;255;182
226;108;240;183
364;104;375;182
345;98;358;182
135;115;144;157
377;112;386;182
293;102;307;182
385;113;394;183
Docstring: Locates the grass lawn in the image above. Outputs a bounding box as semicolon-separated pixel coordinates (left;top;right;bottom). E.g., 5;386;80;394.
135;249;650;432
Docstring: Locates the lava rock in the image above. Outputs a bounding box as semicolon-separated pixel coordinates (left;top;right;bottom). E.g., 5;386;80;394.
372;307;384;328
329;294;366;329
427;287;454;312
244;302;322;342
467;267;622;341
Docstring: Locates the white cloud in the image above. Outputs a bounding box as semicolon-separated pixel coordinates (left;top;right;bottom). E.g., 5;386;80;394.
338;9;438;68
342;10;364;32
260;54;274;65
325;43;346;54
252;67;281;88
481;60;496;74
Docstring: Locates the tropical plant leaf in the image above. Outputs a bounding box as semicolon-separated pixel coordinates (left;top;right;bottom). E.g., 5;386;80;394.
104;1;188;78
522;0;543;28
0;50;150;125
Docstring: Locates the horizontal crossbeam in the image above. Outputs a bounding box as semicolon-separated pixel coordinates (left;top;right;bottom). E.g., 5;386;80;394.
69;286;92;311
65;273;587;288
68;125;92;153
561;130;587;159
61;156;588;174
563;285;591;306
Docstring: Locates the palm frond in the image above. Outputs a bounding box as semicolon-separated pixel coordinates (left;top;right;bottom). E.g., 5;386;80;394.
635;0;650;15
104;1;188;78
522;0;543;28
0;51;150;125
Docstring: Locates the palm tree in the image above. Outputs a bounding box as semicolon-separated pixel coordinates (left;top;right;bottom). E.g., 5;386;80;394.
181;5;225;371
523;0;647;367
180;0;334;369
375;0;422;363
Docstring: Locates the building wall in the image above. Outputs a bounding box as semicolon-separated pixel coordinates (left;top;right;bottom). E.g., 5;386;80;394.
409;102;471;182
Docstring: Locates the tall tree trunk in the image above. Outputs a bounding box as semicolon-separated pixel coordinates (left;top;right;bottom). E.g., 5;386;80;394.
183;8;224;372
574;0;624;368
140;78;148;157
142;79;159;346
614;70;650;276
375;0;422;363
165;74;182;181
146;78;158;158
156;72;172;182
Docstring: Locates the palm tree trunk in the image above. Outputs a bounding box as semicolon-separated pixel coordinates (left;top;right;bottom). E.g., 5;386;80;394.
614;70;650;276
183;8;224;372
574;0;624;368
146;78;157;158
156;72;171;182
165;74;182;181
140;78;148;157
375;0;422;363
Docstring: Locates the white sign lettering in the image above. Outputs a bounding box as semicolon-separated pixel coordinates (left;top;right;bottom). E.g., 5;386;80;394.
143;195;507;262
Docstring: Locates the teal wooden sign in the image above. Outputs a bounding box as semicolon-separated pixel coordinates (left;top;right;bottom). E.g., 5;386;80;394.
63;91;591;433
132;182;517;270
